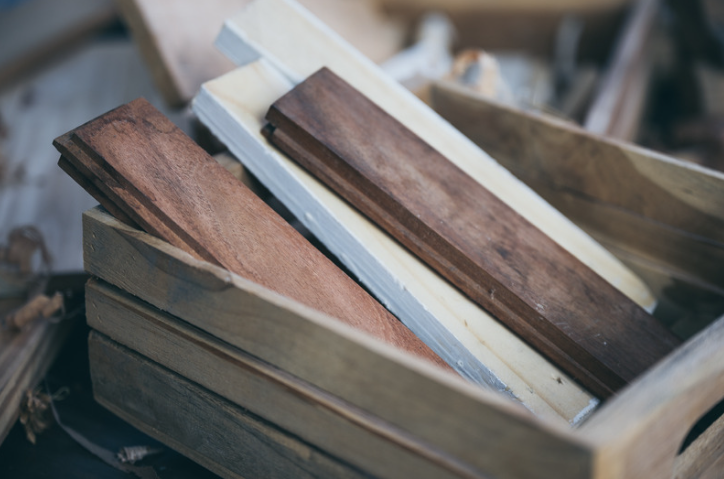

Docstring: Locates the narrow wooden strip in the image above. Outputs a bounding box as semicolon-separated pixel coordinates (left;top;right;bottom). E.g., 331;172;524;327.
56;98;449;369
87;278;479;479
89;332;369;479
265;67;680;398
83;206;592;479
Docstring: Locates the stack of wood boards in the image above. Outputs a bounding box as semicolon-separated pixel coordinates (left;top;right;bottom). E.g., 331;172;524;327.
195;0;667;420
264;66;679;398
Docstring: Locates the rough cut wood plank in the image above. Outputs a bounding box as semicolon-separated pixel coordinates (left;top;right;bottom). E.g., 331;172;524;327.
429;80;724;295
83;207;593;479
195;60;601;422
56;98;448;369
266;67;679;398
86;278;476;479
580;314;724;479
89;332;368;479
214;0;655;309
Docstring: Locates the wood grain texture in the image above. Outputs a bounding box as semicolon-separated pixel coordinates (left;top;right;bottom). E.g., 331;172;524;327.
83;207;593;479
430;81;724;296
0;0;115;89
86;278;477;479
89;332;369;479
0;40;188;273
266;67;679;398
195;60;601;422
55;98;448;369
580;314;724;479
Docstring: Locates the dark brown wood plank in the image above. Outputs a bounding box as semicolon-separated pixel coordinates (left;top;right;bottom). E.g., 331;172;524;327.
53;98;450;370
265;67;680;398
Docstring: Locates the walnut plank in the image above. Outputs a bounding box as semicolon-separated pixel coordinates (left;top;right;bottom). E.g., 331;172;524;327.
266;67;680;398
55;98;449;369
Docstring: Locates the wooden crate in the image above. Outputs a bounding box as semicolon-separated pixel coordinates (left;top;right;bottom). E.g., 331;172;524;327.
83;206;724;479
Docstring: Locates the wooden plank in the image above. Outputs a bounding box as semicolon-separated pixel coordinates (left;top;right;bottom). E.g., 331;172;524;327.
82;207;593;479
87;278;476;479
584;0;659;140
89;332;369;479
429;80;724;294
0;40;188;273
117;0;403;106
196;59;601;423
265;67;679;398
0;0;115;89
57;100;448;369
579;314;724;479
213;0;655;311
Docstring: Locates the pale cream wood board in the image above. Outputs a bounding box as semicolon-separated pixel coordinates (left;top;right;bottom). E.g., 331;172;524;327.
90;333;367;479
580;314;724;479
117;0;403;105
83;207;593;479
195;60;599;425
87;279;475;479
215;0;654;308
0;40;190;273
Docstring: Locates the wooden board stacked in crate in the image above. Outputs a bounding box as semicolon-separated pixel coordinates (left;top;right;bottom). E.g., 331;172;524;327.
77;0;724;477
85;206;724;479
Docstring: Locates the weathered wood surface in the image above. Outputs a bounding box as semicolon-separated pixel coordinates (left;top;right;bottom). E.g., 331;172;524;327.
584;0;659;140
266;67;679;398
117;0;403;106
196;60;601;422
83;207;592;479
0;0;115;89
674;411;724;479
87;278;476;479
0;41;187;273
57;100;447;368
0;317;73;444
430;81;724;297
580;314;724;479
90;332;369;479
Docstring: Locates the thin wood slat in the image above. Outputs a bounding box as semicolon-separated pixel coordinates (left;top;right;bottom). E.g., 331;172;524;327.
83;207;591;479
90;332;368;479
265;67;680;398
86;278;474;479
54;98;449;369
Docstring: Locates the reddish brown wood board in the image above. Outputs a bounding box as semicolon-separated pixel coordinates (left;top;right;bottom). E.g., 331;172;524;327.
265;67;680;398
53;98;450;370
